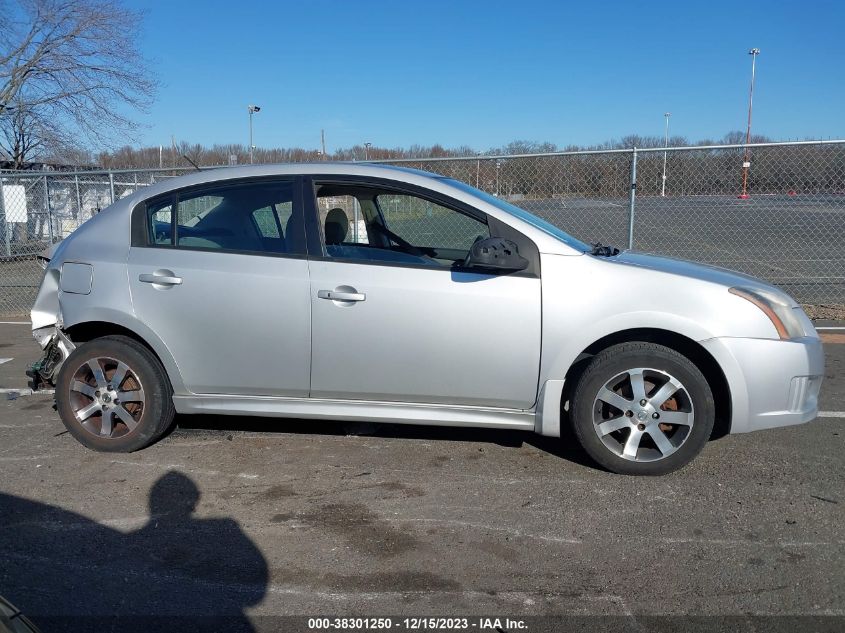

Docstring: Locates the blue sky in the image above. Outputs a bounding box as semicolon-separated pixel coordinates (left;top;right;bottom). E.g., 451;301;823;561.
126;0;845;152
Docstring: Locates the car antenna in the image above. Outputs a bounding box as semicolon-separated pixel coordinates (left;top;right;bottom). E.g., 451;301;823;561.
181;154;202;171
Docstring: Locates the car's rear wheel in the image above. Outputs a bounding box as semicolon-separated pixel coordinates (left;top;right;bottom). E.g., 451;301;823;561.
570;342;715;475
56;335;175;452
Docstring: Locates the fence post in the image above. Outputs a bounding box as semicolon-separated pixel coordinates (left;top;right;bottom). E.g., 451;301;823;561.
74;175;82;223
43;175;54;244
109;172;115;204
0;175;9;257
627;147;638;250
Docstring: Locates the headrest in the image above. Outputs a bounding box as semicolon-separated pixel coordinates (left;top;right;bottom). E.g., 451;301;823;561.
324;208;349;245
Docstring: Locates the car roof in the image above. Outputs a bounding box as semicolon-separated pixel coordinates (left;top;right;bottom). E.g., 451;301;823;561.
107;162;582;256
125;162;446;203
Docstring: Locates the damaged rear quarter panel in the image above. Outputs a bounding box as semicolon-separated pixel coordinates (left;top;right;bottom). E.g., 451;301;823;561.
30;200;190;394
46;203;133;329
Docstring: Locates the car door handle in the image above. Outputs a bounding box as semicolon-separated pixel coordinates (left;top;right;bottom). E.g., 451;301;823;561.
318;289;365;302
139;273;182;286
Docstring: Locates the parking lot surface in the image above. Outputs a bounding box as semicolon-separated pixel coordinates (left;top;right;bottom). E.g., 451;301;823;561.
0;323;843;631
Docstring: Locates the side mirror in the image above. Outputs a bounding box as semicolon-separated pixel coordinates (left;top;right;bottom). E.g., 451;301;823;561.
463;237;529;272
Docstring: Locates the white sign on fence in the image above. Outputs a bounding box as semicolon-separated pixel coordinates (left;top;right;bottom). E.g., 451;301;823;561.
1;184;27;223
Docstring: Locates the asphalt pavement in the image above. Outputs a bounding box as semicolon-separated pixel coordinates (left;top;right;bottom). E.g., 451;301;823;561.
0;323;842;632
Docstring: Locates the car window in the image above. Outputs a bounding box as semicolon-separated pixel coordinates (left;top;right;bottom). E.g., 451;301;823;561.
146;180;303;255
253;200;294;239
316;194;368;244
441;177;590;252
253;206;281;238
148;199;173;245
314;184;488;269
376;193;488;251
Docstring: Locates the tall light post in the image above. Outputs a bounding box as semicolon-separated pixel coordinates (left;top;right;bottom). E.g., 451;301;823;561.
364;142;372;161
248;104;261;164
738;48;760;199
661;112;671;197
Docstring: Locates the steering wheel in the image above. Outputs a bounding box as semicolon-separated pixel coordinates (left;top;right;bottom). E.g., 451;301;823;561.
369;223;435;258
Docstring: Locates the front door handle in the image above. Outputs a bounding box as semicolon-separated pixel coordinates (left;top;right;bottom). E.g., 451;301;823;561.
318;289;365;302
139;272;182;286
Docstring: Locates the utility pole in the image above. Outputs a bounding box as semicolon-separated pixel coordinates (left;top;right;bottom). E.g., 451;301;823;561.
661;112;671;197
321;129;326;158
738;48;760;199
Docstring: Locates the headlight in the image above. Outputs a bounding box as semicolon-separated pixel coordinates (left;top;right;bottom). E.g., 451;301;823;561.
729;286;805;340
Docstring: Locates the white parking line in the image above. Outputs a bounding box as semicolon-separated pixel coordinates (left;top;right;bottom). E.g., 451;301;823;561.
817;327;845;330
0;321;29;325
819;411;845;418
0;358;12;365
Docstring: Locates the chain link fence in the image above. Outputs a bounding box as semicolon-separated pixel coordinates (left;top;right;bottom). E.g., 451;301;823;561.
1;141;843;318
380;140;845;308
0;168;195;317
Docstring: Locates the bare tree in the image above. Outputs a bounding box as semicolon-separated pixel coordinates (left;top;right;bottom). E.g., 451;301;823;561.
0;101;40;167
0;99;75;167
0;0;157;147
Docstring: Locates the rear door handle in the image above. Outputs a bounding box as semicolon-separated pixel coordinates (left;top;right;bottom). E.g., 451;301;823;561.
318;289;365;302
139;273;182;286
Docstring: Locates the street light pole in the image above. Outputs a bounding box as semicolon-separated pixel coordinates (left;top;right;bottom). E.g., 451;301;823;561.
364;142;372;161
248;105;261;164
661;112;671;197
739;48;760;199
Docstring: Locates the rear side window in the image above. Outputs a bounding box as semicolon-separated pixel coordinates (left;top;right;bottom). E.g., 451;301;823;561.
253;207;281;238
144;180;303;255
148;199;174;245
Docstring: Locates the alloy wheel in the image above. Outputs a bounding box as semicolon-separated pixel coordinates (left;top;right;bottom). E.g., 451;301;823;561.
591;367;694;462
67;356;146;439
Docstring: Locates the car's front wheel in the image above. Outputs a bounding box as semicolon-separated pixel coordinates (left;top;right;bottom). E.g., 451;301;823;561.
55;335;175;452
570;342;715;475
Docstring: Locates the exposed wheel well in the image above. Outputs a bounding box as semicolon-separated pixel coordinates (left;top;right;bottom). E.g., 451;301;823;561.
562;328;732;439
64;321;166;370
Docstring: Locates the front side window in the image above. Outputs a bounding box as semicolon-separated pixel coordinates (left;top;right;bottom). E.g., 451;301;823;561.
145;180;303;255
375;194;487;251
441;177;590;252
314;183;489;268
316;194;369;245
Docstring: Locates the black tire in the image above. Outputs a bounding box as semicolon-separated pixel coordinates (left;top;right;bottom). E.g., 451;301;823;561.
55;335;175;452
570;342;714;475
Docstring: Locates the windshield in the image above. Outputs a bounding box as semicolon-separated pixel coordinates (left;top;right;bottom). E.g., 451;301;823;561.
440;178;590;252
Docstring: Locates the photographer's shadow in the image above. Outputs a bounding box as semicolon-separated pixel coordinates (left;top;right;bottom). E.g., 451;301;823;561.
0;471;268;632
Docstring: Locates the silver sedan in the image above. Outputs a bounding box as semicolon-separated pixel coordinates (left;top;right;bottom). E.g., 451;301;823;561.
28;164;824;475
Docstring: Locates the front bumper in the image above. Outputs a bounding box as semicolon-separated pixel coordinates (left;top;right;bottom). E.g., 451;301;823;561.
700;336;824;434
